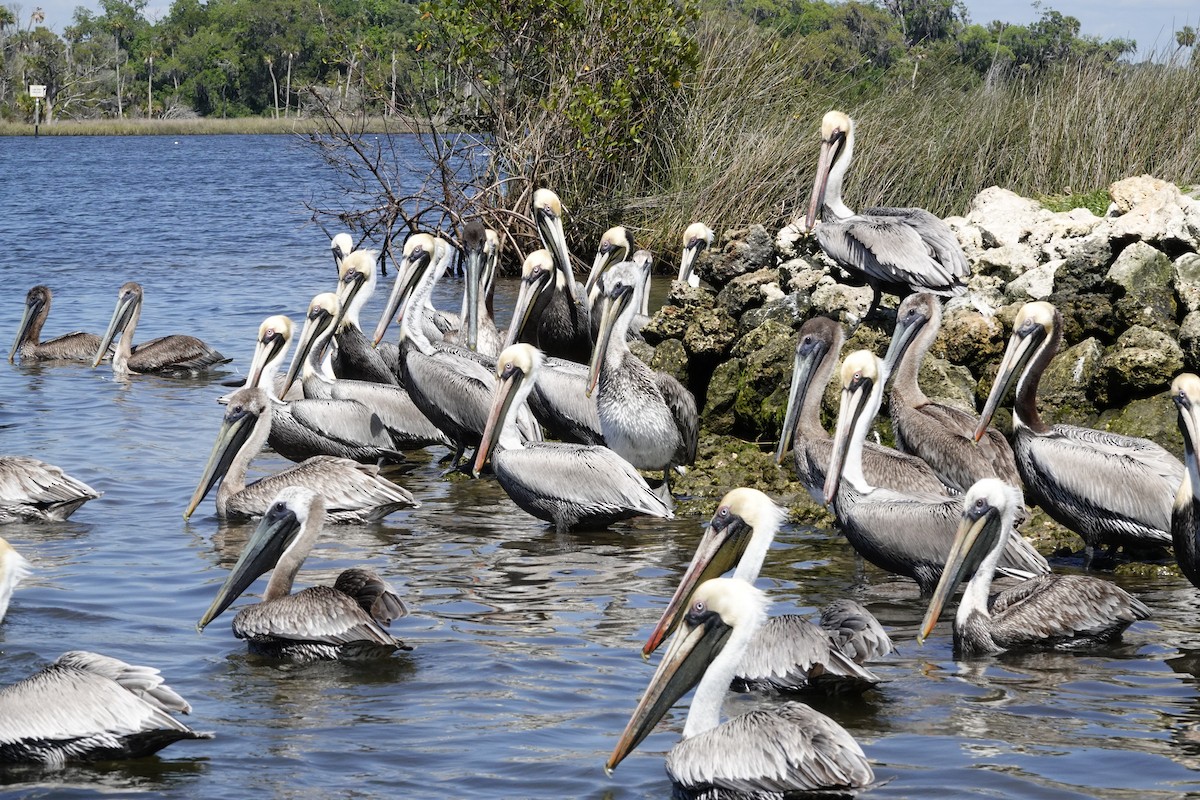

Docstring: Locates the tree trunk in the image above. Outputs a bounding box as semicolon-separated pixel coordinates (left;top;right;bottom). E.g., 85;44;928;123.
146;56;153;118
267;58;279;118
285;53;293;118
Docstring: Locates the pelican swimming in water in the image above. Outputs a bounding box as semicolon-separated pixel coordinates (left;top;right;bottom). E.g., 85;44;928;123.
1168;373;1200;588
531;189;591;362
184;387;418;523
976;301;1183;565
677;222;714;288
642;487;886;695
0;651;212;765
806;110;969;321
607;578;875;795
589;261;698;484
918;479;1150;657
0;456;102;523
445;221;503;356
883;292;1020;493
0;536;30;623
373;233;457;351
197;486;410;661
9;285;104;364
775;315;950;503
472;344;671;533
824;350;1048;594
92;282;229;376
331;250;399;385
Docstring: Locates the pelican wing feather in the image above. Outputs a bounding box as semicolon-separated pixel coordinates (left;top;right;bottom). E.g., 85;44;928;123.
232;587;399;646
987;574;1151;648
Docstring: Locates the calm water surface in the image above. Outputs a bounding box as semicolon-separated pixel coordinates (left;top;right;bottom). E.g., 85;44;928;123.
3;135;1200;799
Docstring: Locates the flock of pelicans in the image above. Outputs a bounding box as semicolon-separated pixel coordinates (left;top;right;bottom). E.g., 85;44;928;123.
1;109;1199;797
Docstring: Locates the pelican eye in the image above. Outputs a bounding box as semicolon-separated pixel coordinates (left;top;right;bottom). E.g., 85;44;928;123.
272;501;286;514
692;600;706;615
974;497;989;513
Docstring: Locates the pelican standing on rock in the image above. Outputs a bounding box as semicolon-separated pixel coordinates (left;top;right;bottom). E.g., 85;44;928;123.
806;110;969;320
0;456;101;523
197;486;410;661
824;350;1048;594
10;285;104;363
883;292;1020;492
0;651;212;764
472;345;671;533
642;487;886;695
918;479;1150;656
1168;373;1200;588
92;282;229;376
0;536;30;623
976;301;1183;565
606;578;875;796
677;222;714;288
184;387;418;523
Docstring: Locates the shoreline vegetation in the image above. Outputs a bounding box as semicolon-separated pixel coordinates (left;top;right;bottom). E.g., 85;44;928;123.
0;116;431;137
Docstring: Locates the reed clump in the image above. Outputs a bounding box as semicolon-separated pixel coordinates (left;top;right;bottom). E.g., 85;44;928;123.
0;116;416;137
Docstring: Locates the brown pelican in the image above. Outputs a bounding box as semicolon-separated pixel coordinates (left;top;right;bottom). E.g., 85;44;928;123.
0;456;102;523
606;578;875;795
91;282;229;376
9;285;104;363
373;233;456;350
331;250;399;385
1168;373;1200;588
0;536;30;623
677;222;714;288
775;315;950;503
472;344;671;533
589;261;698;483
918;479;1150;656
330;232;354;271
642;487;885;695
446;221;502;356
976;301;1183;564
197;486;410;661
183;387;418;523
806;110;969;321
882;293;1020;493
531;188;591;362
824;350;1049;594
0;651;212;764
820;597;896;664
585;225;634;304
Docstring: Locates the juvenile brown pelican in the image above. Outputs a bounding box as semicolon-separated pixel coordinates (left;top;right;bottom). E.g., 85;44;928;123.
775;315;949;503
824;350;1048;594
806;110;969;320
976;301;1183;564
589;261;698;483
919;479;1150;656
585;225;635;303
1169;373;1200;588
642;487;885;695
198;487;410;661
0;651;212;764
9;285;104;363
92;282;229;376
184;387;417;523
331;250;399;385
883;293;1020;492
532;188;591;362
0;536;30;623
606;578;875;795
0;456;102;523
677;222;714;288
472;345;671;533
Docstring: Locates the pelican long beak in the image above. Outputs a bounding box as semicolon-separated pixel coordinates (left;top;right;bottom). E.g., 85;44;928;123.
822;369;874;505
641;517;751;658
606;610;732;775
805;135;839;231
9;296;42;363
974;320;1046;441
472;365;525;477
244;330;288;392
197;502;301;631
585;244;622;301
465;248;482;352
587;286;631;397
502;272;546;350
538;212;577;301
184;405;258;519
1175;386;1200;506
677;245;701;287
775;339;824;465
881;305;929;380
283;308;334;396
92;290;138;367
334;268;368;336
372;251;428;346
917;503;999;643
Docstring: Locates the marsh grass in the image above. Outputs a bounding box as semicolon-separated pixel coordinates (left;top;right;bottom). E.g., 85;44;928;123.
0;115;417;137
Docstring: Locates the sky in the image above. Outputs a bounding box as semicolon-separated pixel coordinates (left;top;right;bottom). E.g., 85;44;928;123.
10;0;1199;61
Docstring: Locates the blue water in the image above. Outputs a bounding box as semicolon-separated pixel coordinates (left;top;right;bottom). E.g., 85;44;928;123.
2;135;1200;799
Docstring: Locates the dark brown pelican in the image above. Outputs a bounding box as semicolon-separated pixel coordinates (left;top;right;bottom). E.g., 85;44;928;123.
806;110;969;321
882;292;1020;493
585;225;634;305
589;261;698;483
183;387;418;523
976;301;1183;564
197;486;410;661
472;344;671;533
1169;373;1200;588
0;536;30;623
918;479;1150;657
531;188;591;362
0;456;102;523
331;250;399;385
775;315;950;503
606;578;875;795
642;487;885;695
91;282;229;376
0;651;212;765
9;285;104;363
446;221;502;356
824;350;1049;594
677;222;714;288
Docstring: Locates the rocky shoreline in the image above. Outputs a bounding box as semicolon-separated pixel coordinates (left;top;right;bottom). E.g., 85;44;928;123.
639;176;1200;572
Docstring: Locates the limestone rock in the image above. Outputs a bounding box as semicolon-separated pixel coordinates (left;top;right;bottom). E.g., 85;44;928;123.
1005;261;1059;302
1179;311;1200;373
683;306;738;359
932;306;1005;377
810;278;874;324
715;268;778;319
642;283;713;345
917;356;977;415
1108;175;1171;214
1096;326;1184;407
1174;253;1200;314
1035;337;1105;427
700;225;776;288
648;337;689;386
1095;184;1200;253
965;187;1047;249
739;293;812;337
1104;241;1176;334
973;243;1040;281
1096;390;1183;457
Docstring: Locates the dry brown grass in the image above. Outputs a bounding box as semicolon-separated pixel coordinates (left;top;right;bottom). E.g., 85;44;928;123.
0;115;424;137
